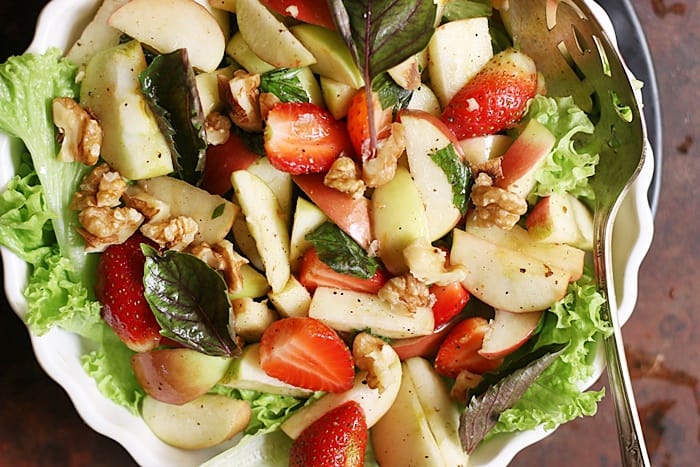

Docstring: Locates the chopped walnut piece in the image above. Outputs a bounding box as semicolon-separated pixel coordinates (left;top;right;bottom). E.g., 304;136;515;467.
52;97;102;165
259;92;281;121
204;111;231;146
71;163;127;210
226;70;263;132
188;239;249;292
122;189;171;223
404;237;467;286
78;206;144;252
324;156;365;199
450;369;484;404
140;216;199;251
352;332;395;393
362;123;406;188
471;157;503;180
471;172;527;229
378;273;434;315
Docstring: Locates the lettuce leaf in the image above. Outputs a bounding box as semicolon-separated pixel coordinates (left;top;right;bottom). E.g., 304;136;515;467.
0;48;94;278
488;271;612;435
521;95;599;202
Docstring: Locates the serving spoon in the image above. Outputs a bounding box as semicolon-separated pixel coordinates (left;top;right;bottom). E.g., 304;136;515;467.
506;0;651;464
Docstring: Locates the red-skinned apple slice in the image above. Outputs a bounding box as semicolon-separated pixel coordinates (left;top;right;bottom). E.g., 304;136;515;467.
479;309;543;359
526;192;594;250
293;174;372;250
494;119;556;198
458;134;513;166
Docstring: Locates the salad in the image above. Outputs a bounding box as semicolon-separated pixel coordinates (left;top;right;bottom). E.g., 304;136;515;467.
0;0;620;465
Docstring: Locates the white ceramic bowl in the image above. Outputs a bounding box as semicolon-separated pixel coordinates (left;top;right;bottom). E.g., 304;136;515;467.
0;0;654;465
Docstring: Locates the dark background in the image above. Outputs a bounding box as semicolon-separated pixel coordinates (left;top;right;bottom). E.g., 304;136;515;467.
1;0;698;465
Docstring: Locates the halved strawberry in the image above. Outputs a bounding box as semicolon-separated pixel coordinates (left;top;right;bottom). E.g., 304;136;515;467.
441;48;538;139
346;88;393;160
434;316;502;378
201;131;261;195
261;0;336;30
298;247;388;294
95;232;162;352
430;281;470;329
259;316;355;393
264;102;354;175
290;400;367;467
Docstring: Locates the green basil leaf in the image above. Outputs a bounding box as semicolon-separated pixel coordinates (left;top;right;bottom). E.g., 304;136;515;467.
441;0;492;22
459;346;565;453
260;68;311;103
142;245;240;357
430;144;472;215
372;72;413;113
305;222;380;279
139;49;206;185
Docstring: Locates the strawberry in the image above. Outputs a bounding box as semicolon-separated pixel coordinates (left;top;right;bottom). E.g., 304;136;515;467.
299;247;388;295
345;88;393;160
264;102;354;175
289;400;368;467
259;316;355;393
261;0;336;30
434;316;502;378
430;281;470;329
441;48;538;139
95;232;162;352
201;131;260;195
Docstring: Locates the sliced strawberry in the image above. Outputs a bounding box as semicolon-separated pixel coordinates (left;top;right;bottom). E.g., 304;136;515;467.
264;102;354;175
346;88;393;160
95;232;162;352
434;316;503;378
298;247;388;294
261;0;336;30
290;400;367;467
259;316;355;393
201;131;261;195
430;281;470;329
441;48;538;139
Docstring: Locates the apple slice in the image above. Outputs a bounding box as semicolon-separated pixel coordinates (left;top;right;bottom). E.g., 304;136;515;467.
236;0;316;68
400;110;464;241
288;197;328;271
450;228;571;312
142;394;251;450
526;192;594;250
458;134;513;166
108;0;226;72
406;83;442;116
293;173;372;250
479;309;543;359
131;348;231;405
494;119;556;199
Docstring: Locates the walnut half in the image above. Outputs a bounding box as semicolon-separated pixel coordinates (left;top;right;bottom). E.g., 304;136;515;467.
470;172;527;229
52;97;102;166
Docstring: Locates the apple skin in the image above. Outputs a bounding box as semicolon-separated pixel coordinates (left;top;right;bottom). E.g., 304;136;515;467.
458;134;513;166
526;192;594;250
131;348;231;405
293;174;372;250
478;309;543;359
494;119;556;199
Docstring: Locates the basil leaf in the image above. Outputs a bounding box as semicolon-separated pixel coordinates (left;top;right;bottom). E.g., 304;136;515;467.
372;72;413;113
305;222;380;279
459;346;565;453
430;144;472;215
441;0;492;22
260;68;311;103
139;49;206;185
142;245;240;358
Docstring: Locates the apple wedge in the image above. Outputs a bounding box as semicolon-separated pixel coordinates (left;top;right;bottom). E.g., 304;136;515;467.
131;348;231;405
236;0;316;68
288;197;328;271
458;134;513;166
494;119;556;199
281;333;402;439
108;0;226;72
450;228;571;312
400;110;465;241
526;192;594;250
142;394;251;450
479;309;543;359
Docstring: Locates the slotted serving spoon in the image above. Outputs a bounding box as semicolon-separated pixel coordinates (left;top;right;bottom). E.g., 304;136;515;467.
506;0;651;464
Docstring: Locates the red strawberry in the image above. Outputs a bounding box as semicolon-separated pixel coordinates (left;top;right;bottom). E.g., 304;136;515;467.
261;0;336;30
290;400;368;467
434;317;502;378
259;316;355;393
441;48;538;139
430;281;470;329
201;131;261;195
95;232;162;352
346;88;393;160
264;102;354;175
298;247;388;294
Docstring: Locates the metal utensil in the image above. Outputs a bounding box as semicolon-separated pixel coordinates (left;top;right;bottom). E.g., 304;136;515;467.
506;0;651;464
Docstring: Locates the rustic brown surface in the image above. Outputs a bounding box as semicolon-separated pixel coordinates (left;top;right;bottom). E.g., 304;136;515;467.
0;1;698;466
